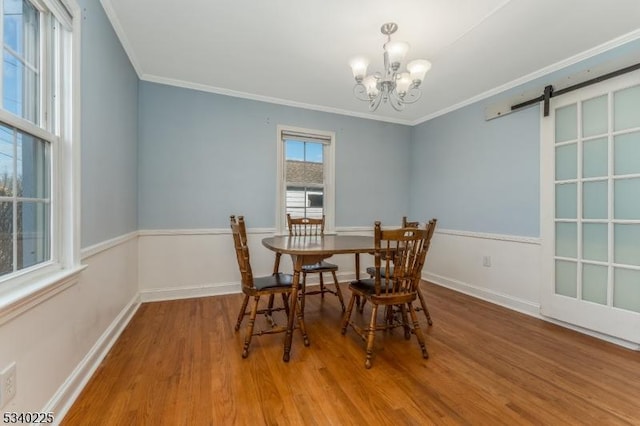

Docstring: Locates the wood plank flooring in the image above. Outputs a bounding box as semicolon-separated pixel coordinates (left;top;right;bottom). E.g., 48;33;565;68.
62;282;640;425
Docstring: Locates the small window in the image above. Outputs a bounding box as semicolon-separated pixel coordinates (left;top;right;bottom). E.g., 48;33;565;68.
277;126;335;234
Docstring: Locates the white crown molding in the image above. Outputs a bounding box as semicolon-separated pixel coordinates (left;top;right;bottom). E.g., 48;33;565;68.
140;73;414;126
410;28;640;126
100;0;144;77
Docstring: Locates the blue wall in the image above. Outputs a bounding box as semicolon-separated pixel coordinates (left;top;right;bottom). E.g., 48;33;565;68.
409;37;640;237
137;82;412;229
80;3;640;240
80;0;138;248
409;99;540;236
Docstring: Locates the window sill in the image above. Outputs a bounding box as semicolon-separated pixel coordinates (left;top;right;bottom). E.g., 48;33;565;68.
0;265;87;326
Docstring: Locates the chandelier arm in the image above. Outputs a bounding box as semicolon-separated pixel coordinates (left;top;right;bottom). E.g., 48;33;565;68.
388;91;405;111
399;86;422;104
369;93;383;111
353;83;371;102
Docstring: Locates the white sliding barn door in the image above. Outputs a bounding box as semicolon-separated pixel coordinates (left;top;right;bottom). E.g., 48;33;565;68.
540;69;640;345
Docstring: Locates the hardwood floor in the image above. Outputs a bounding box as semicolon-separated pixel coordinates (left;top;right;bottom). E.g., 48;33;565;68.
62;282;640;425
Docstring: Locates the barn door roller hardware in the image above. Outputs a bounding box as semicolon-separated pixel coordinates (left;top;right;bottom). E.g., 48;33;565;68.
510;62;640;117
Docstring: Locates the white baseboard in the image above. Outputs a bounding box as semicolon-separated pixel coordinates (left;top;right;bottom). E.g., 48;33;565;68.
423;271;541;317
424;272;640;351
139;281;240;302
45;294;140;425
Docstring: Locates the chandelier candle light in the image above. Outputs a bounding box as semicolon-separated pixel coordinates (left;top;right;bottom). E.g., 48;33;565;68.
349;22;431;111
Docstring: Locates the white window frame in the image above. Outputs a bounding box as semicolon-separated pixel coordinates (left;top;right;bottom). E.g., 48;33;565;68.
276;125;335;235
0;0;82;325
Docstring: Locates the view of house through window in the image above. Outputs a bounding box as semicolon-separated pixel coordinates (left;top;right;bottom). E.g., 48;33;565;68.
285;139;324;219
277;126;334;234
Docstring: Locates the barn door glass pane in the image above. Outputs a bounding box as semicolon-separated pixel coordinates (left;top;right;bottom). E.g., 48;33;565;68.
614;85;640;131
583;137;607;178
582;264;607;305
582;95;608;137
614;131;640;175
613;268;640;313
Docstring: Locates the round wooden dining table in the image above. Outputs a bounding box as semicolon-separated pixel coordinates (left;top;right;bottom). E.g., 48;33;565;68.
262;235;375;362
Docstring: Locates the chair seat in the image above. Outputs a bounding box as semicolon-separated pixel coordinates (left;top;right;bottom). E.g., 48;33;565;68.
350;278;416;303
303;260;338;272
366;266;393;278
349;278;376;295
253;273;293;290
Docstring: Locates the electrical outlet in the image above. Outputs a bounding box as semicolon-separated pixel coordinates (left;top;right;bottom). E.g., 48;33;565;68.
0;362;17;408
482;255;492;267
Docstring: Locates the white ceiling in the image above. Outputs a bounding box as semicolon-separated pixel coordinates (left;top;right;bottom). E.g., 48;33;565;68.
101;0;640;125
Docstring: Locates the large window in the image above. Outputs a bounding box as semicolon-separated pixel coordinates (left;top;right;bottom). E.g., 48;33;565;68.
0;0;76;291
277;126;335;234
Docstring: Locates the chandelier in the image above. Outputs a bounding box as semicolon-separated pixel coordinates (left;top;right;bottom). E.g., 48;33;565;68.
349;23;431;112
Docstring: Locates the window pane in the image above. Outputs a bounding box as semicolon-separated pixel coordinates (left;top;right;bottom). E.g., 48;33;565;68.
582;264;607;305
2;0;40;123
17;131;49;198
555;143;576;180
613;268;640;313
614;85;640;131
555;104;577;143
285;186;323;219
583;181;607;219
555;183;576;219
614;131;640;176
0;201;12;276
583;137;608;178
583;223;607;262
555;222;577;258
285;139;324;220
0;125;14;194
614;224;640;267
582;95;608;137
17;200;49;269
555;260;577;297
614;178;640;220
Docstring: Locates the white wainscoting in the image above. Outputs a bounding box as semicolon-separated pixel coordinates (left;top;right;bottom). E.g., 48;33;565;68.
137;227;377;302
0;233;139;420
423;229;542;316
136;226;544;317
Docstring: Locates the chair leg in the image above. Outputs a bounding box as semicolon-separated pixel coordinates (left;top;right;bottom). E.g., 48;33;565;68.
300;272;307;318
399;304;411;339
235;294;250;331
341;293;357;334
296;297;310;347
267;294;275;316
416;286;433;326
359;297;367;314
365;303;379;369
409;302;429;359
242;295;261;358
319;272;325;298
332;270;345;311
281;293;290;318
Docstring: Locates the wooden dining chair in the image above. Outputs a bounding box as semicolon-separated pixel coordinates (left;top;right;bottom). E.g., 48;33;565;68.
363;216;437;326
341;219;436;368
286;214;346;315
230;215;308;358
